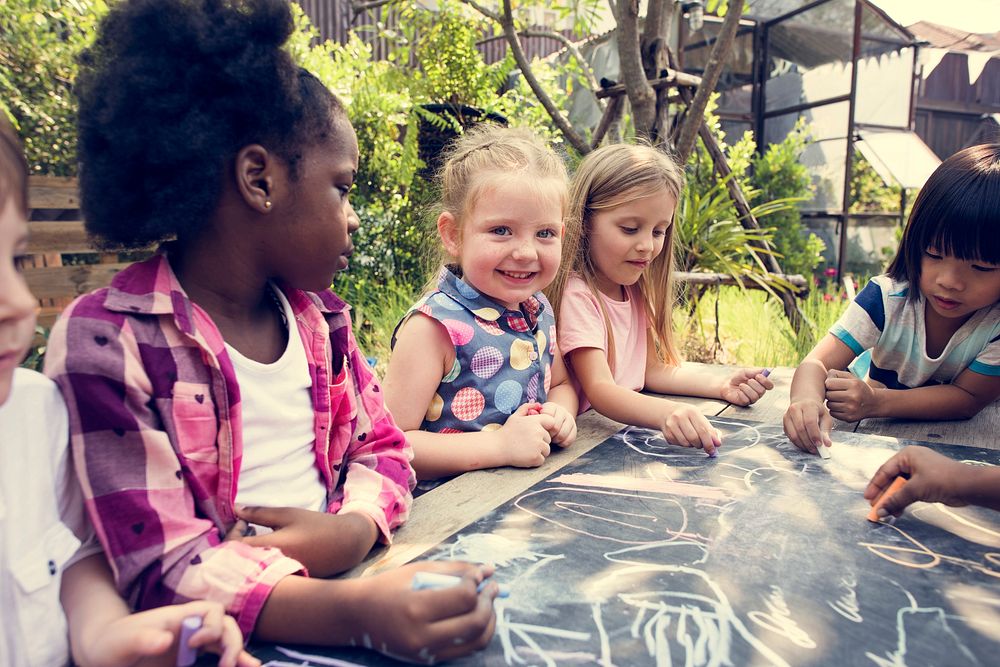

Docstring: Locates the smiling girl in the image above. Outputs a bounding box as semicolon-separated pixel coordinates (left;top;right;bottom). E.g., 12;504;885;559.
784;143;1000;455
383;125;578;484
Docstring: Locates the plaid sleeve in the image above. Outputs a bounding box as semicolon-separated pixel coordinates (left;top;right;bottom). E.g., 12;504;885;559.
44;296;303;635
327;311;415;542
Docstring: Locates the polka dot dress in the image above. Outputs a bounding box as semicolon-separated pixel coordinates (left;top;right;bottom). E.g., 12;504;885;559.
392;266;556;435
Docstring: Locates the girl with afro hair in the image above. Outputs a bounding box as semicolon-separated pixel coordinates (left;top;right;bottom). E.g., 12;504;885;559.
44;0;498;661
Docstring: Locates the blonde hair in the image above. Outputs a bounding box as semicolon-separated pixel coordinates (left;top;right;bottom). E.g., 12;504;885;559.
549;143;685;370
427;124;570;287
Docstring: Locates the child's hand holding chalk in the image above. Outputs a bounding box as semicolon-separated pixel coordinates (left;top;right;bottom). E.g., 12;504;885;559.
864;446;973;518
412;571;510;598
76;600;257;667
719;368;775;407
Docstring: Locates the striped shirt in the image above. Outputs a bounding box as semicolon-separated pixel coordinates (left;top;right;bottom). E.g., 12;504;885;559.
830;274;1000;389
44;253;414;634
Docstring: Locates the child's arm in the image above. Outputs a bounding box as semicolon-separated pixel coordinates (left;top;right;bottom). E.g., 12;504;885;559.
784;334;857;453
568;346;720;455
45;302;305;636
61;553;258;667
539;344;578;447
253;561;497;663
826;366;1000;422
643;334;772;405
864;446;1000;516
384;314;555;479
234;313;415;576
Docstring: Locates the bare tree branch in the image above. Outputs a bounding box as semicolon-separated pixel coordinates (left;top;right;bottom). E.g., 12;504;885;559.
477;29;604;103
674;0;742;161
590;95;623;148
496;0;591;154
642;0;672;49
612;0;656;140
350;0;396;18
458;0;501;22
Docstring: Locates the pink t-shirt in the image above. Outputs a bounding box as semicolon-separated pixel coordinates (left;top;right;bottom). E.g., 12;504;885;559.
558;274;648;413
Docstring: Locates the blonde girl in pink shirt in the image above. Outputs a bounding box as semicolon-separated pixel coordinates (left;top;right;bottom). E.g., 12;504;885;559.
550;144;773;456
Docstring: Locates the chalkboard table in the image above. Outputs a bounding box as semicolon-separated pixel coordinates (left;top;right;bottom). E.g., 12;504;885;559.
252;416;1000;666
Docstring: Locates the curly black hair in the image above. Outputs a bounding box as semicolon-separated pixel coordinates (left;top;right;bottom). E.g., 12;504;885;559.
76;0;345;249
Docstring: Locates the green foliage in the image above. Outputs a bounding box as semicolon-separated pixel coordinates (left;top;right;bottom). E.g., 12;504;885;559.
678;281;852;367
750;117;825;277
675;174;801;300
0;0;107;175
850;151;902;213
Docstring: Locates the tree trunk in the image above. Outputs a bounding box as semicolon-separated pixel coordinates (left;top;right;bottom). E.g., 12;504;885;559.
674;0;742;162
613;0;657;142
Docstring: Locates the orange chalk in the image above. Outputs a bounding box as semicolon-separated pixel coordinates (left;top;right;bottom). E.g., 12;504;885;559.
867;476;908;522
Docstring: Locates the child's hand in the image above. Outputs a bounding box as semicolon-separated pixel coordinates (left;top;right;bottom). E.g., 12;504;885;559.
231;506;378;577
77;600;258;667
824;369;877;422
349;561;497;663
499;403;553;467
720;368;774;406
864;446;968;517
660;404;721;456
783;398;833;455
539;401;577;447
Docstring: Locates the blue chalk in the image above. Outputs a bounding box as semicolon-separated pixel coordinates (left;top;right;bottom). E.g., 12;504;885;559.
411;571;510;598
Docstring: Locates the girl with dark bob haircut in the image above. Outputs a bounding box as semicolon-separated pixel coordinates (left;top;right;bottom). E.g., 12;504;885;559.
44;0;497;662
784;143;1000;455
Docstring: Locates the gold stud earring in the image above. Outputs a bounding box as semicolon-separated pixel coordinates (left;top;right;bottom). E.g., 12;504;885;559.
264;200;272;209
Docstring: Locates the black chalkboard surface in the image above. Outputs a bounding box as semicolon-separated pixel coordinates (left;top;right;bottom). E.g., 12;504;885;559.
253;417;1000;666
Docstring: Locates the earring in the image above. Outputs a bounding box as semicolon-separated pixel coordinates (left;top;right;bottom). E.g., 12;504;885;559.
264;200;272;209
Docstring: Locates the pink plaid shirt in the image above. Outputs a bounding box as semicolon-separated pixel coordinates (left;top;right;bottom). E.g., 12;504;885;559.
44;253;414;634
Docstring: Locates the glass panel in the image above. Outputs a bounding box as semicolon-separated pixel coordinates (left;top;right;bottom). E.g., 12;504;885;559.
684;28;755;114
801;216;841;269
720;120;753;145
854;3;913;128
844;215;899;274
764;0;856;113
764;102;850;211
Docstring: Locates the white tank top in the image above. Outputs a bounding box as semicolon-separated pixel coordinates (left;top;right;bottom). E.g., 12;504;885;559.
228;287;327;521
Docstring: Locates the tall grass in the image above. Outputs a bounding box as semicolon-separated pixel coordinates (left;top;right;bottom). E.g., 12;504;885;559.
676;282;853;368
341;279;854;374
334;278;418;375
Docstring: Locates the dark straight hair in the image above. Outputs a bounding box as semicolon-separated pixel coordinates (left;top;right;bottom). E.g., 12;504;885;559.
887;143;1000;299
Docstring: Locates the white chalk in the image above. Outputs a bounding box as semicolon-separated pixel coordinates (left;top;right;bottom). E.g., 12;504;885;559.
411;571;509;597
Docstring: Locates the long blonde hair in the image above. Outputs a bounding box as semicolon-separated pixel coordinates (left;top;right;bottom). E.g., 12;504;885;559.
548;143;685;369
425;124;570;291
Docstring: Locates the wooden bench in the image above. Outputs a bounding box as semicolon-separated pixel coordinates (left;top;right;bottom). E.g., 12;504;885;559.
26;176;139;329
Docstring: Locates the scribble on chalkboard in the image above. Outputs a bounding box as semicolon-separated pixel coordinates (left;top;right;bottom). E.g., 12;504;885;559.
354;419;1000;667
828;575;864;623
864;589;980;667
860;522;1000;579
747;585;817;648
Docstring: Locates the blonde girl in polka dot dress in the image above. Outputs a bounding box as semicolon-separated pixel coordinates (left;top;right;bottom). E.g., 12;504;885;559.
383;126;579;485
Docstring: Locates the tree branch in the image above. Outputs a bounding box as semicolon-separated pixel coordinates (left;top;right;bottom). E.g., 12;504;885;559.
674;0;742;161
612;0;656;140
350;0;396;18
477;28;603;103
496;0;591;154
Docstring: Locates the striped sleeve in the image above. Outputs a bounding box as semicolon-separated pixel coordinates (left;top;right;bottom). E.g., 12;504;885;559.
970;331;1000;377
830;278;885;356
